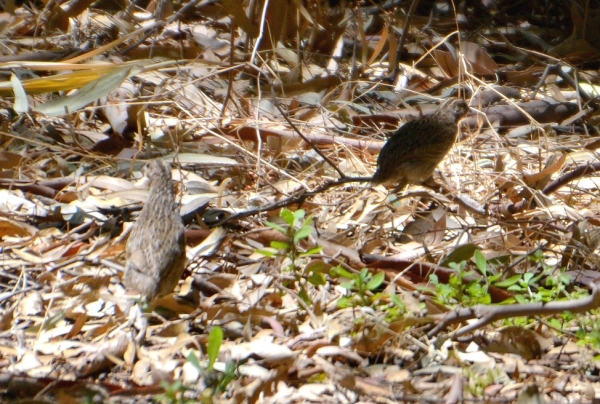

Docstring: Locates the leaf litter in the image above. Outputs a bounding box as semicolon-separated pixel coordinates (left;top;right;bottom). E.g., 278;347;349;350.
2;1;600;403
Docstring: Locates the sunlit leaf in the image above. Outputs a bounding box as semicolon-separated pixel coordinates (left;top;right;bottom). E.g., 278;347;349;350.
293;226;312;244
35;67;135;116
474;250;487;275
366;272;385;290
270;241;290;250
11;74;28;113
207;326;223;372
265;221;287;234
281;210;296;228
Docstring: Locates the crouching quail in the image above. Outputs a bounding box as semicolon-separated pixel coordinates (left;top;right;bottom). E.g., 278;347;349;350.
123;160;186;301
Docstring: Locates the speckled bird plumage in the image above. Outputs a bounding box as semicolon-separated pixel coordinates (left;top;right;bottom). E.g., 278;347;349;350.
372;98;469;190
124;160;186;301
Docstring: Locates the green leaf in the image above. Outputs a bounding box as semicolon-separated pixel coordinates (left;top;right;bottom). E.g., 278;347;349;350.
559;273;571;286
440;244;478;267
207;326;223;372
305;261;325;273
35;66;135;117
308;272;326;286
333;267;354;279
293;209;306;223
302;214;315;228
216;361;238;394
337;296;354;308
493;275;522;288
281;209;296;227
547;318;563;329
265;220;287;233
514;294;528;304
463;270;476;278
256;249;276;257
366;271;385;290
340;281;355;290
301;246;323;256
293;225;312;244
329;266;341;277
359;268;369;279
474;250;487;275
523;272;535;284
270;241;290;250
390;293;404;308
448;262;461;271
298;288;312;305
528;271;544;285
186;351;202;372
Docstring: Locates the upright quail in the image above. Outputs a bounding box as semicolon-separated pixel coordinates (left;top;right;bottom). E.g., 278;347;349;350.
372;98;469;190
123;160;186;301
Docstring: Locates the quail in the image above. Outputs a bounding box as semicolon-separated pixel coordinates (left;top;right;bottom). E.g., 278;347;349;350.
372;98;469;191
123;160;186;301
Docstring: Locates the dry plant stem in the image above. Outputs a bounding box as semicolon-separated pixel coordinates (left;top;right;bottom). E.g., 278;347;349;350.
531;63;591;103
272;91;345;178
279;285;320;327
0;182;58;198
216;177;487;227
193;126;311;192
502;243;548;274
84;257;126;273
543;162;600;195
391;0;421;80
219;21;236;119
461;79;578;129
498;162;600;215
121;0;202;55
214;175;373;226
231;125;385;154
428;282;600;339
215;174;486;228
0;287;41;301
386;184;487;216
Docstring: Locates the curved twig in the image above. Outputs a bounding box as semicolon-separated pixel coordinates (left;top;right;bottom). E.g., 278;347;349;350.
428;282;600;338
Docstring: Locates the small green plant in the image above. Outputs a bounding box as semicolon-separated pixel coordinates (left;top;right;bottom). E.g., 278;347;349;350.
331;267;386;308
256;209;324;303
331;266;405;321
383;293;407;322
428;249;583;307
464;366;505;398
186;326;238;396
429;258;493;306
576;309;600;348
157;326;238;403
428;249;593;336
156;380;195;404
494;250;576;304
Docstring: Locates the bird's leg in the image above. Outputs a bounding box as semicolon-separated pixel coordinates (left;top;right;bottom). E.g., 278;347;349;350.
389;179;408;195
420;176;446;193
384;179;409;205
